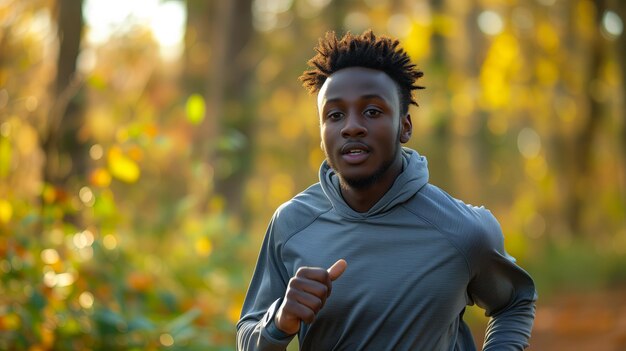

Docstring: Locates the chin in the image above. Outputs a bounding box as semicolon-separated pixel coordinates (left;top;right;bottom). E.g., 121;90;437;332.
340;174;379;190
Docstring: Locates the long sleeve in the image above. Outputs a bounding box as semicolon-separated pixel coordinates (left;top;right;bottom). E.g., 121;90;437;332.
467;210;537;350
236;215;296;351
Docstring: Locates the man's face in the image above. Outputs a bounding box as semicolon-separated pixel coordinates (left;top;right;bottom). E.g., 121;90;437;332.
317;67;412;189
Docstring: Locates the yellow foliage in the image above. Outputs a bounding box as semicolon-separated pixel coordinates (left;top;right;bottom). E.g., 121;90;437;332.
107;147;140;183
0;199;12;223
144;122;159;138
256;57;281;84
227;294;246;324
0;136;11;178
480;33;520;109
41;185;56;204
603;61;621;87
126;272;154;292
87;108;117;142
128;144;144;162
0;313;20;330
269;173;294;207
89;168;112;188
536;58;559;86
525;155;548;182
115;128;129;143
404;21;432;61
504;231;528;264
269;88;295;116
433;14;456;37
41;325;55;348
185;94;206;125
536;22;560;53
279;117;303;140
487;115;508;135
451;92;477;136
195;237;213;257
209;196;225;213
575;0;597;41
308;148;325;173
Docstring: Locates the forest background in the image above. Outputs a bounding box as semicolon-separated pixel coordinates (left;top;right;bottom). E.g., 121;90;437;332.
1;0;625;350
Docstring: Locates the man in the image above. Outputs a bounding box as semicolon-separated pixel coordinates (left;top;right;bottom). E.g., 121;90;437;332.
237;30;536;350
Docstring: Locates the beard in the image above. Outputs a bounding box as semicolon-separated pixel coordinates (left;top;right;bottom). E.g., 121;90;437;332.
326;141;401;191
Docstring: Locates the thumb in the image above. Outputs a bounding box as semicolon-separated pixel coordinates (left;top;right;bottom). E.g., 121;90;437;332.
327;259;347;281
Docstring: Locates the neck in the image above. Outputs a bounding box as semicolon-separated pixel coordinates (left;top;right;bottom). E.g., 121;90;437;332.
339;155;403;213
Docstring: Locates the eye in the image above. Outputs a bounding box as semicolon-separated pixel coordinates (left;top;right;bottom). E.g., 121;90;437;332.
327;111;344;120
364;108;382;118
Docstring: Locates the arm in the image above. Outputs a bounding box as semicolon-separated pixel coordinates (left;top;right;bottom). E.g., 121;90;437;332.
236;216;347;350
467;211;537;351
236;218;294;351
237;298;294;351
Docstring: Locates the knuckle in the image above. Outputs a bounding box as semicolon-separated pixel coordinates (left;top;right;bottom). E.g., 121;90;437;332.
285;287;299;300
313;298;323;312
295;267;309;277
303;310;316;324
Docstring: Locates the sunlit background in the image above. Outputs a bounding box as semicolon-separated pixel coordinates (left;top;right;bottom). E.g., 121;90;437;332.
0;0;625;350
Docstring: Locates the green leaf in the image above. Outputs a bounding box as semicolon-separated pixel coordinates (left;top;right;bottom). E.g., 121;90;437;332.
95;309;127;332
28;290;47;311
127;316;155;331
165;308;201;335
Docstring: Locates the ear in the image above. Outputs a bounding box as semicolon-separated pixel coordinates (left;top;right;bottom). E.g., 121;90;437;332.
320;140;325;152
400;113;412;143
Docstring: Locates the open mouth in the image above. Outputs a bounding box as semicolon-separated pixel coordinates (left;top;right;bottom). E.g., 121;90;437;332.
340;142;370;164
347;149;366;155
341;142;370;155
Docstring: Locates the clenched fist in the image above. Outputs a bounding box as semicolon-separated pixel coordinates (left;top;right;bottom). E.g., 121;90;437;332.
274;259;347;335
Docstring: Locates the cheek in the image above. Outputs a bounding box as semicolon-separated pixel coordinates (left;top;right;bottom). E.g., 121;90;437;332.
320;124;333;140
320;126;330;151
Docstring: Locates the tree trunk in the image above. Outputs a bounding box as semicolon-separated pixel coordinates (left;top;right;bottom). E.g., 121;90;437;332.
43;0;85;187
565;0;607;236
40;0;85;232
430;0;453;189
184;0;256;219
615;2;626;172
210;0;255;218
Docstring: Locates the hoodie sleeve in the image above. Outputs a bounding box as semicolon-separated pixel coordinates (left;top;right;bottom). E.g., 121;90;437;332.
466;209;537;351
236;214;296;351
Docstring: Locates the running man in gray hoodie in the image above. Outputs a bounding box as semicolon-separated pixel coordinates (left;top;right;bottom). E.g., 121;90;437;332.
237;30;537;351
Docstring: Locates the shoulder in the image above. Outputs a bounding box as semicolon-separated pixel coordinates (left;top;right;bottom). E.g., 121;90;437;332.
403;183;503;253
270;183;332;242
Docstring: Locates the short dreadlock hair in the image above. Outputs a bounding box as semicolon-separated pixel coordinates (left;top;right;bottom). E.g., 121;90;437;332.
299;30;424;115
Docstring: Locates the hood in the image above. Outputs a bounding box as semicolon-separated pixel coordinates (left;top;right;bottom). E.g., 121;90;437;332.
319;147;429;219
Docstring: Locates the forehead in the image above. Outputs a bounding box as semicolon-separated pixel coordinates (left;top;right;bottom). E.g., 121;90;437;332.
317;67;399;107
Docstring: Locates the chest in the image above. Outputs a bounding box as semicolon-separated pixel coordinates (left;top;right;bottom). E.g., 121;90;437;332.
282;217;470;309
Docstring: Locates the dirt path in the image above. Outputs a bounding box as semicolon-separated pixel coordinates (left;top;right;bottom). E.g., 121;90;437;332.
528;289;626;351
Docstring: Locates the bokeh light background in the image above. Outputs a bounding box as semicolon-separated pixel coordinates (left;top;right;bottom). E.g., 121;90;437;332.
0;0;625;350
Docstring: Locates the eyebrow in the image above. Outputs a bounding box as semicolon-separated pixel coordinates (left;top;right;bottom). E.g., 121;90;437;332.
323;94;389;105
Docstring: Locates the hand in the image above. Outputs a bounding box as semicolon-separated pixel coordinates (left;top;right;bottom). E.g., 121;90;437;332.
274;259;347;335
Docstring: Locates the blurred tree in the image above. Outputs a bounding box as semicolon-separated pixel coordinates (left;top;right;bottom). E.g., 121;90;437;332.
184;0;256;220
41;0;85;222
561;0;613;236
571;0;606;233
617;1;626;157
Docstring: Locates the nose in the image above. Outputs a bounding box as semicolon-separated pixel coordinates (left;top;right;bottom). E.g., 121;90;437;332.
341;112;367;138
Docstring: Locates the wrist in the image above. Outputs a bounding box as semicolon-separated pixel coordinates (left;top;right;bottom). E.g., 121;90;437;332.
263;298;297;340
267;318;294;340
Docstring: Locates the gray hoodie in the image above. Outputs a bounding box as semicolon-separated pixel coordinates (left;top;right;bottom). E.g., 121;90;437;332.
237;148;536;350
